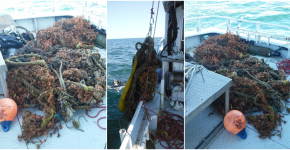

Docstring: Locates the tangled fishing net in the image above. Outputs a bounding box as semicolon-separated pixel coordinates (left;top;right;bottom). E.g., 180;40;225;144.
36;16;97;51
124;37;159;121
121;36;184;148
4;17;106;147
193;32;289;139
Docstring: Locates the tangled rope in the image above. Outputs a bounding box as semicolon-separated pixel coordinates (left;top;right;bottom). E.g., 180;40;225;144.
142;101;184;149
5;54;47;67
276;58;290;77
152;111;184;149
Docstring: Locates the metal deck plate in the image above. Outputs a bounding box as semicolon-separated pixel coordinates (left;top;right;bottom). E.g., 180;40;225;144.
208;117;289;149
185;68;232;124
185;107;223;149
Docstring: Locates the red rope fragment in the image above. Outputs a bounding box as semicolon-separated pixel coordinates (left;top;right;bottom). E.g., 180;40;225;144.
276;59;290;77
86;106;106;129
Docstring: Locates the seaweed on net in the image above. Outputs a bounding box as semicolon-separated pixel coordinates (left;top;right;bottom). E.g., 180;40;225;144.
195;32;249;65
36;16;97;51
124;37;159;121
4;17;105;147
194;32;288;139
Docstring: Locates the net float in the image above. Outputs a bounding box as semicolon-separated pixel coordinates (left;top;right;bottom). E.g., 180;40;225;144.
0;98;18;132
224;110;247;139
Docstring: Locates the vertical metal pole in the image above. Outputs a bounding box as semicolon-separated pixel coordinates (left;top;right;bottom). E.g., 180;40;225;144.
53;0;56;12
256;21;260;43
15;4;18;14
119;129;126;143
247;32;250;41
225;89;229;114
287;39;290;58
34;18;38;31
227;19;230;33
0;73;8;98
161;60;165;107
238;17;242;28
54;0;59;12
197;18;201;32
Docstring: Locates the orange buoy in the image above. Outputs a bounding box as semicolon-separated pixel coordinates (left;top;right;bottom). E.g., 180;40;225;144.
224;110;247;139
0;98;18;132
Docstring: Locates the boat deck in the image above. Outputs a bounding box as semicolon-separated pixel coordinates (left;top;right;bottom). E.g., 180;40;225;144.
0;48;107;149
185;55;290;149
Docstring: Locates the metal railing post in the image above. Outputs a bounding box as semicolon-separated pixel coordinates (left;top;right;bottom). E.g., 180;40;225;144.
256;21;260;43
227;19;230;33
53;0;59;12
287;38;290;58
197;18;201;32
15;4;18;14
247;32;250;41
237;17;243;36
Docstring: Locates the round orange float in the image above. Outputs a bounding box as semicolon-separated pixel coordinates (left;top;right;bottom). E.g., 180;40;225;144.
0;98;18;132
224;110;247;139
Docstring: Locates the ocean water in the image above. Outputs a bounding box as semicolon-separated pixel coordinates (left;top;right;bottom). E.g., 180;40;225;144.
107;37;162;149
0;1;106;27
185;1;290;36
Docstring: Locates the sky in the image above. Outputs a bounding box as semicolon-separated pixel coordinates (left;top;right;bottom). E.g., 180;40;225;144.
107;1;165;39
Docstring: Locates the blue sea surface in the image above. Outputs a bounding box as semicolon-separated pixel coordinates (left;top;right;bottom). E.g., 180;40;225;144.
107;37;162;149
185;1;290;36
0;1;106;23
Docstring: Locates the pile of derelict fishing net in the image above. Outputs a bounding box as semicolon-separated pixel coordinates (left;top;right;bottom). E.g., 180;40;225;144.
122;37;184;148
193;32;289;139
4;17;106;147
124;37;159;121
36;16;97;51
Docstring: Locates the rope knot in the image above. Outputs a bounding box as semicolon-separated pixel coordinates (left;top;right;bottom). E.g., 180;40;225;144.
139;99;146;106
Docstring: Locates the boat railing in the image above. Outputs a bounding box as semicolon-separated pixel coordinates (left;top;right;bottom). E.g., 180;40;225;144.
119;101;143;149
119;100;157;149
185;16;290;57
11;0;101;13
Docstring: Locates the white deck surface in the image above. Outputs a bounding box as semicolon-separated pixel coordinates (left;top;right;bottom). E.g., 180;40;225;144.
185;55;290;149
0;48;107;149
